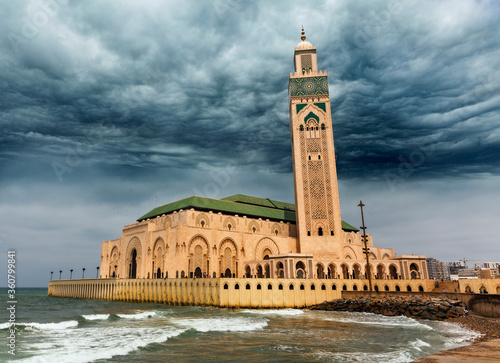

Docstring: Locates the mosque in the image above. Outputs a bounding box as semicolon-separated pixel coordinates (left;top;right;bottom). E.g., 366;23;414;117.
99;30;428;284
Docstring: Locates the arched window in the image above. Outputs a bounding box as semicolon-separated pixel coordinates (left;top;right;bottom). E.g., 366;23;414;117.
308;155;311;160
200;220;205;228
318;155;321;160
299;125;304;131
318;227;323;236
321;123;325;130
227;224;232;231
307;231;311;236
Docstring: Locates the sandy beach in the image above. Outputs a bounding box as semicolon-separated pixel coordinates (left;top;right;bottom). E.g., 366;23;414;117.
413;315;500;362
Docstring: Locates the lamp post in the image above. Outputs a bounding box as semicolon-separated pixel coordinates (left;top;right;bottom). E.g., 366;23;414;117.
358;201;373;292
96;266;100;278
50;271;53;280
82;268;86;279
70;269;73;280
59;270;62;280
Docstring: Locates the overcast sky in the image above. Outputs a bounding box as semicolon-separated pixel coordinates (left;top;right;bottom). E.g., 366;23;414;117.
1;0;499;287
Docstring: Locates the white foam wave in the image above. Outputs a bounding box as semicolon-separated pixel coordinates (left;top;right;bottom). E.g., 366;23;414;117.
432;321;482;348
241;308;304;316
15;321;79;331
410;338;431;351
174;316;268;332
82;314;110;321
323;313;434;331
17;325;185;363
116;311;157;320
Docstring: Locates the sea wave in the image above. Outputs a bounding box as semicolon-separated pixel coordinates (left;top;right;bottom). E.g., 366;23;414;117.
82;314;110;321
174;316;268;332
1;321;78;331
17;325;185;363
323;312;434;331
116;311;157;320
241;309;304;316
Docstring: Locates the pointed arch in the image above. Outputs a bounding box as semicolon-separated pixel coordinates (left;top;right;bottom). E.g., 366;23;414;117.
189;235;209;278
255;237;280;260
219;238;238;277
152;237;165;278
126;237;142;278
343;246;358;259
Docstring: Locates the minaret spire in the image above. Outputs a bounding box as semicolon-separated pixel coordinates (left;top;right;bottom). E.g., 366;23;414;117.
301;26;306;41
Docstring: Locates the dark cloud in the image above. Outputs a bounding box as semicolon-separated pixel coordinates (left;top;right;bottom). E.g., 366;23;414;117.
1;0;499;286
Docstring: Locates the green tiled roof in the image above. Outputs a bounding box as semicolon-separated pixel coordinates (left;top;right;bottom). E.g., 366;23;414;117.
221;194;295;211
137;194;359;232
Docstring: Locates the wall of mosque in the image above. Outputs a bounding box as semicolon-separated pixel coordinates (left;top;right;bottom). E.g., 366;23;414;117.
48;278;437;308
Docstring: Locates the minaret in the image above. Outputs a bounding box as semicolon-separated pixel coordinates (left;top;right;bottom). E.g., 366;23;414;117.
289;29;343;258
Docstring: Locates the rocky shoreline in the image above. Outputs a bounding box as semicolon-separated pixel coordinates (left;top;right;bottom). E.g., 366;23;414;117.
310;296;500;362
310;296;467;320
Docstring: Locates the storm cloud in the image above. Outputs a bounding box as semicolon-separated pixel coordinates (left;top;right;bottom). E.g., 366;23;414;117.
1;0;499;286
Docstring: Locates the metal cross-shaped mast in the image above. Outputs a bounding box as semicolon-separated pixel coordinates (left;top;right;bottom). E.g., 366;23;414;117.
358;201;373;292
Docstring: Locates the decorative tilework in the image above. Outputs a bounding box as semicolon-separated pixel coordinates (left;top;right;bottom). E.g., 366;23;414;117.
290;76;329;97
296;104;307;114
314;103;326;112
295;49;316;55
304;111;319;123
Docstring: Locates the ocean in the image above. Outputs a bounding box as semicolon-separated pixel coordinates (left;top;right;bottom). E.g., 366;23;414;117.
1;288;479;362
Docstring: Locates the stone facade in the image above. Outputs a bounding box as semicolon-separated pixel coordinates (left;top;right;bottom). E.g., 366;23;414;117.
99;31;428;286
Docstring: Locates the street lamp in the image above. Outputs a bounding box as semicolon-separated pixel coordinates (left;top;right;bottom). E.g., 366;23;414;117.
82;268;86;279
50;271;53;280
70;269;73;280
59;270;62;280
358;201;373;292
96;266;100;278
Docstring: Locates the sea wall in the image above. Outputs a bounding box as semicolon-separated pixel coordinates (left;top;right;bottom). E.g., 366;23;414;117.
48;278;430;307
48;278;344;307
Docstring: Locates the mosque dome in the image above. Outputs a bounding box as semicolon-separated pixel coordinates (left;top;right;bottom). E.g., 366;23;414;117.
295;40;314;50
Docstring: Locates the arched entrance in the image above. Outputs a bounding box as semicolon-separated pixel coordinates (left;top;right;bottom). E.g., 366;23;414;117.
296;261;306;278
257;265;263;278
245;265;251;278
353;264;361;279
156;267;162;279
316;264;325;279
377;264;385;279
389;265;398;279
129;249;137;279
265;264;270;278
194;267;202;278
410;263;420;279
225;268;232;277
341;264;349;279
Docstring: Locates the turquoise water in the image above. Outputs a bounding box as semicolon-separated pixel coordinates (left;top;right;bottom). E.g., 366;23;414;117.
0;288;479;362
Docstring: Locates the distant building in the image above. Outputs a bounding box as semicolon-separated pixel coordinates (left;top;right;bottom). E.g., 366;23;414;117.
475;262;500;278
457;268;478;279
447;261;467;280
426;258;448;280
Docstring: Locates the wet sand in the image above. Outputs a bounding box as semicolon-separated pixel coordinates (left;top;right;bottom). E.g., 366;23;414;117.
413;315;500;362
